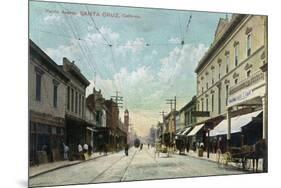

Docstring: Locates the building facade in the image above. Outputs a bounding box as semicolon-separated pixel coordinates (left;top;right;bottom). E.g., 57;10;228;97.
29;40;69;164
60;57;90;151
195;14;267;149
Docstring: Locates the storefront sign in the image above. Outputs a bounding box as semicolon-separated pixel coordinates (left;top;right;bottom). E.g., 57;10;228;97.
228;89;253;106
191;111;210;117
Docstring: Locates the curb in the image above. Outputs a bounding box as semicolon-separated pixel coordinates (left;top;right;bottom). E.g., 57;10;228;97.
185;153;248;172
29;154;105;178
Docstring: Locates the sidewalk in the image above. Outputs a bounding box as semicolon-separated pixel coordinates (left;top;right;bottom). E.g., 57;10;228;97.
184;150;263;172
29;152;108;178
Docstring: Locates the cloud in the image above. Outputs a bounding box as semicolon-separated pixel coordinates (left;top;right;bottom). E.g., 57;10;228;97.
84;43;207;137
44;39;80;64
158;43;208;84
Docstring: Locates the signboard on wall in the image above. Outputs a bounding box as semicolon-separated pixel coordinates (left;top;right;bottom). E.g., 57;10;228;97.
191;111;210;117
228;89;253;106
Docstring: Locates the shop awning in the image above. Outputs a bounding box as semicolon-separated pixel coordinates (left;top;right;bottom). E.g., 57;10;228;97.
181;127;192;135
187;124;204;137
176;128;184;135
210;110;262;137
86;127;94;132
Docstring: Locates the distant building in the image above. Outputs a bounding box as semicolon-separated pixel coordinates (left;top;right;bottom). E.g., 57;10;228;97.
85;91;97;148
105;99;120;150
29;39;69;164
163;111;179;145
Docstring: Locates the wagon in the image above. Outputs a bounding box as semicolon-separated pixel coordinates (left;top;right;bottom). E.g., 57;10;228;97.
216;145;254;170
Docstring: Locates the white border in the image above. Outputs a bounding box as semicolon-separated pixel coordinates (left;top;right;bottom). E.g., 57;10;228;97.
0;0;280;188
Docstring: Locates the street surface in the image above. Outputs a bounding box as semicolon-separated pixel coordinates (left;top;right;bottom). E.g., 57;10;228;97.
29;147;245;187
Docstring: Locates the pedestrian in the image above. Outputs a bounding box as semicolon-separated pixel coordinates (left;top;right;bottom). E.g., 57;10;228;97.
186;142;190;153
104;144;108;155
78;144;83;159
83;143;88;153
63;143;69;160
200;142;204;149
88;144;93;156
124;144;129;156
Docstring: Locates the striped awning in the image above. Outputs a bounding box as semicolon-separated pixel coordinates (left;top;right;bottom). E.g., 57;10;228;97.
187;124;205;137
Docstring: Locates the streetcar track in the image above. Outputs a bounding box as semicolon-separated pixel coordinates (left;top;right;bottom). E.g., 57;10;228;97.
89;149;137;183
120;149;137;181
88;155;125;183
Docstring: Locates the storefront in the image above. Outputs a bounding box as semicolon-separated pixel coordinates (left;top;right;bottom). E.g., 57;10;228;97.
226;68;266;148
210;110;262;148
29;111;65;164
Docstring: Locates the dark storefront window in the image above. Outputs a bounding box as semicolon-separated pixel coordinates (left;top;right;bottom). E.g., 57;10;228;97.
53;85;58;108
75;92;78;114
35;74;42;101
71;88;74;112
67;86;70;110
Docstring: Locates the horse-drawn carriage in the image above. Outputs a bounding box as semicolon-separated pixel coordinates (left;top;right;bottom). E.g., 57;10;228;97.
216;146;253;170
216;139;267;172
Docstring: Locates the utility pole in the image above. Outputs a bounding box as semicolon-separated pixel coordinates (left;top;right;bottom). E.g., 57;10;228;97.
111;91;123;108
159;111;166;148
166;96;177;153
173;96;177;153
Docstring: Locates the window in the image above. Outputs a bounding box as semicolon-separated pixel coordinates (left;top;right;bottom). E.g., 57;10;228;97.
71;88;74;112
206;97;209;111
235;45;239;66
201;100;204;112
67;87;70;110
218;64;221;79
247;70;251;78
226;54;230;73
53;84;58;108
211;68;214;84
247;33;252;57
202;87;204;93
211;94;214;112
226;85;229;106
82;96;84;117
75;91;78;113
197;102;200;111
206;83;208;90
235;79;238;85
35;74;42;101
78;94;81;115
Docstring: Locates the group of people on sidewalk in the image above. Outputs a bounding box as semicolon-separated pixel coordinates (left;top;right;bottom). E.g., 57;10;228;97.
61;142;93;161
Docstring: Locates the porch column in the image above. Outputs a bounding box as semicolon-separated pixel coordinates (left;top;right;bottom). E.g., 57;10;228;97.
262;96;267;139
226;108;231;150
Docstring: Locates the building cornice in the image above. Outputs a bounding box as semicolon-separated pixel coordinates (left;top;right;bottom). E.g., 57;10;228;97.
195;14;247;73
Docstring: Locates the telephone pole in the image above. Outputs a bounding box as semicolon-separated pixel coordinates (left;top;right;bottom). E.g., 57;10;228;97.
111;91;123;108
159;111;166;147
165;96;177;154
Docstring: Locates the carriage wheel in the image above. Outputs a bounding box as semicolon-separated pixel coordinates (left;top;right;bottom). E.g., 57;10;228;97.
223;152;232;166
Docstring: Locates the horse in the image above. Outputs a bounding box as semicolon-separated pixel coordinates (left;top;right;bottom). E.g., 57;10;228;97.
251;139;267;172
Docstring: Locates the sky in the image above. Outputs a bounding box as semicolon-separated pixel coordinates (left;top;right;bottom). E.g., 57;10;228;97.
29;0;227;137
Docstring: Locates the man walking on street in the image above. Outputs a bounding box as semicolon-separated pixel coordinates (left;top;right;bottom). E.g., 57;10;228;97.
124;144;129;156
62;143;69;160
78;144;83;160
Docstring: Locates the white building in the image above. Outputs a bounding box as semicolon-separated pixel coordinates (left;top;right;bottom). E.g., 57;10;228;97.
194;14;267;149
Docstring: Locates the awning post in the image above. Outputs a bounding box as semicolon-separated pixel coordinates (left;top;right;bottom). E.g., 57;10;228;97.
227;108;231;150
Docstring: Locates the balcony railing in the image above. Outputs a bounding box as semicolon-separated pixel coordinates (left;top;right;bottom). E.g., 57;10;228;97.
229;70;264;95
